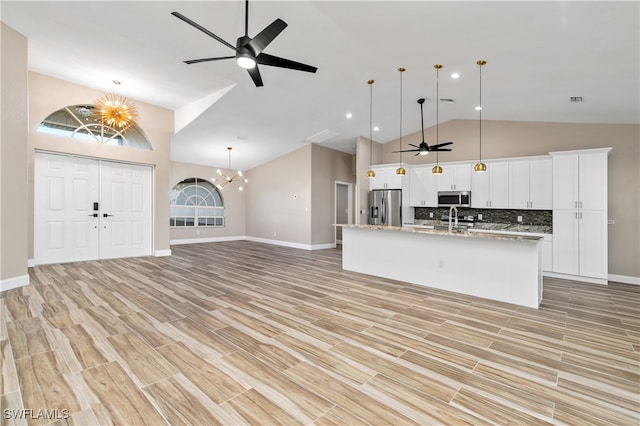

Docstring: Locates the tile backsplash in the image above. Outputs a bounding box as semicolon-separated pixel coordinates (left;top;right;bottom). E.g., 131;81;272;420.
415;207;552;227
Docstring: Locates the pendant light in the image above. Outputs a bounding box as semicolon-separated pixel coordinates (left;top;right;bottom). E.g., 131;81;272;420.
94;80;139;132
396;67;406;176
432;64;443;175
216;147;248;191
474;60;487;173
366;79;376;178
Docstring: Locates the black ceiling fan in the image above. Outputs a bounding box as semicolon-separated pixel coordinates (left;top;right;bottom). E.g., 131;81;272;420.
171;0;318;87
393;98;453;156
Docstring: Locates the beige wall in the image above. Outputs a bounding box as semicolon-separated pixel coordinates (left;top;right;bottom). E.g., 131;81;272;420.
246;145;312;245
380;119;640;279
355;136;382;225
0;23;29;287
310;144;355;245
27;72;173;258
169;161;246;241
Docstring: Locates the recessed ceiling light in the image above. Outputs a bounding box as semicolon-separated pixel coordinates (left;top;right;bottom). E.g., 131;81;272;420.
373;126;379;131
450;72;460;79
345;112;353;119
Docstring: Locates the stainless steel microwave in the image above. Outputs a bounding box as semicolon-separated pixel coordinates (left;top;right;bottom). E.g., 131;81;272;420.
438;191;471;207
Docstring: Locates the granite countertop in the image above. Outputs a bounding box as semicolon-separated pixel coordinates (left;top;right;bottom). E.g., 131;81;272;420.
339;224;543;242
406;220;551;235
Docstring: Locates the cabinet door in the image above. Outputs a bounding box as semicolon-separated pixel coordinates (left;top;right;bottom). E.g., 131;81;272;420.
423;167;439;207
509;160;530;209
489;161;510;208
552;210;579;275
579;153;607;210
437;167;455;191
553;155;579;210
369;169;386;190
529;158;552;210
579;210;607;279
471;166;490;208
409;167;426;206
385;167;403;190
453;164;472;191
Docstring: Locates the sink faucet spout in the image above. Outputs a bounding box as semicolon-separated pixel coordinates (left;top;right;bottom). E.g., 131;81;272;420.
448;206;458;232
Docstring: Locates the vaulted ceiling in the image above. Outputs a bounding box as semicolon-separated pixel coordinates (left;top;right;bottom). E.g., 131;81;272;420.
2;1;638;171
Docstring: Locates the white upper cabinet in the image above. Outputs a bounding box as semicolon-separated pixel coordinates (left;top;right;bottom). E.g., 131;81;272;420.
509;157;552;210
437;163;472;191
471;161;509;208
409;165;438;207
369;165;404;190
552;150;608;211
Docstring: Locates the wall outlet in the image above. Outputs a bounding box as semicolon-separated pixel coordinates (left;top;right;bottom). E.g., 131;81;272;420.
517;215;523;223
273;231;277;237
429;212;434;218
478;214;483;220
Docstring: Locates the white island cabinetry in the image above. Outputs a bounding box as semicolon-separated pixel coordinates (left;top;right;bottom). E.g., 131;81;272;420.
341;225;543;308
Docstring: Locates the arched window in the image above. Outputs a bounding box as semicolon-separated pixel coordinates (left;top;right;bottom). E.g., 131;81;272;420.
170;178;224;227
38;104;153;150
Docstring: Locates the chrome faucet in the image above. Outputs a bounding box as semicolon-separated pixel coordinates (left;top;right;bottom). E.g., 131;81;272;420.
448;206;458;232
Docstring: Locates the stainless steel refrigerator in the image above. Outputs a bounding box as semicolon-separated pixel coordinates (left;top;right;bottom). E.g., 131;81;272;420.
369;189;402;226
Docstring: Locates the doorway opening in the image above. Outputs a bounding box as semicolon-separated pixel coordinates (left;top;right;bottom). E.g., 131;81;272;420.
334;181;354;245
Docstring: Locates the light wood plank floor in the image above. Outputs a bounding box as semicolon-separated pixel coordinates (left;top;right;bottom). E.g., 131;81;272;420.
1;241;639;425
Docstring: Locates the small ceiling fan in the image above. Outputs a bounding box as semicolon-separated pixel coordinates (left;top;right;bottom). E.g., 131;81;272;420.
393;98;453;156
171;0;318;87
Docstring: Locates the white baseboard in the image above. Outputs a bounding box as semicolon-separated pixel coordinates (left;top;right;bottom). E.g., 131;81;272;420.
0;274;30;292
154;249;172;257
608;274;640;285
543;271;608;285
245;237;335;251
27;258;36;267
170;236;247;246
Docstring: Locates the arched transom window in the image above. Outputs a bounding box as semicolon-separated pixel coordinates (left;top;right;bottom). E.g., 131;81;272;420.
38;104;152;150
170;178;224;227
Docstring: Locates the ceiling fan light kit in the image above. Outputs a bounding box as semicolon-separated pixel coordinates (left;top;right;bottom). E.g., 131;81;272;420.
172;0;317;87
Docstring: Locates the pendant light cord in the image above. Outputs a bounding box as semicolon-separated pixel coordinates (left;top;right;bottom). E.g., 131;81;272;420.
368;80;374;169
398;68;404;163
435;65;440;165
478;61;483;162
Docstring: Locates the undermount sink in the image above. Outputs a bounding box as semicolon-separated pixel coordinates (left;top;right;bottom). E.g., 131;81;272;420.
433;224;469;233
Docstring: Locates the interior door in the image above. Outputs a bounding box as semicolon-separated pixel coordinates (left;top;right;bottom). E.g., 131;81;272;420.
99;161;153;260
34;153;100;264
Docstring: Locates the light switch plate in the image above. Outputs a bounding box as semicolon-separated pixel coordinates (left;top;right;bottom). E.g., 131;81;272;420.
478;214;483;220
517;215;523;222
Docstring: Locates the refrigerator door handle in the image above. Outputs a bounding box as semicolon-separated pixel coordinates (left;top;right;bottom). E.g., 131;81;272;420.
381;197;386;224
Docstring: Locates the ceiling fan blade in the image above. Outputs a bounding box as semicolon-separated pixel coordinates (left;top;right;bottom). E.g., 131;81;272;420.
430;141;453;149
256;53;318;73
184;56;235;65
392;149;419;153
247;18;287;56
431;148;452;152
171;12;237;51
247;66;264;87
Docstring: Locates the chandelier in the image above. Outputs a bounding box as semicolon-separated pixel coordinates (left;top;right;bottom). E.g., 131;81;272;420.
216;147;248;191
94;80;139;131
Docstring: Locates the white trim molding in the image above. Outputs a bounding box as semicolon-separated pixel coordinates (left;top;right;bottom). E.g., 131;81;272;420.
609;274;640;286
154;249;172;257
0;274;30;292
170;236;247;246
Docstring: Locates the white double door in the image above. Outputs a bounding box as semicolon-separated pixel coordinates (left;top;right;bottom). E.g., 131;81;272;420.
35;152;153;265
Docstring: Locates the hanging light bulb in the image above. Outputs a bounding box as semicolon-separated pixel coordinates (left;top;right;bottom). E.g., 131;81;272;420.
367;79;376;178
432;64;444;175
474;60;487;173
396;68;406;176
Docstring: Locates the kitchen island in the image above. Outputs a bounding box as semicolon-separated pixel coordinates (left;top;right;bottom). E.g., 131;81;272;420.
339;224;543;309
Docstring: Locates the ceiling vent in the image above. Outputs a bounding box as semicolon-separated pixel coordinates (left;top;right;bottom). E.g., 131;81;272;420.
570;96;584;102
306;128;338;143
439;98;455;103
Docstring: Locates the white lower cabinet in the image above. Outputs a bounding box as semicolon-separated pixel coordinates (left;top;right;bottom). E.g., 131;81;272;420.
552;206;607;280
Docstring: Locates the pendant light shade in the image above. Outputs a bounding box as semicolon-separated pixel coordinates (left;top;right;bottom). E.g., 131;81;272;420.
432;64;443;175
367;79;376;179
396;67;406;176
474;60;487;173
